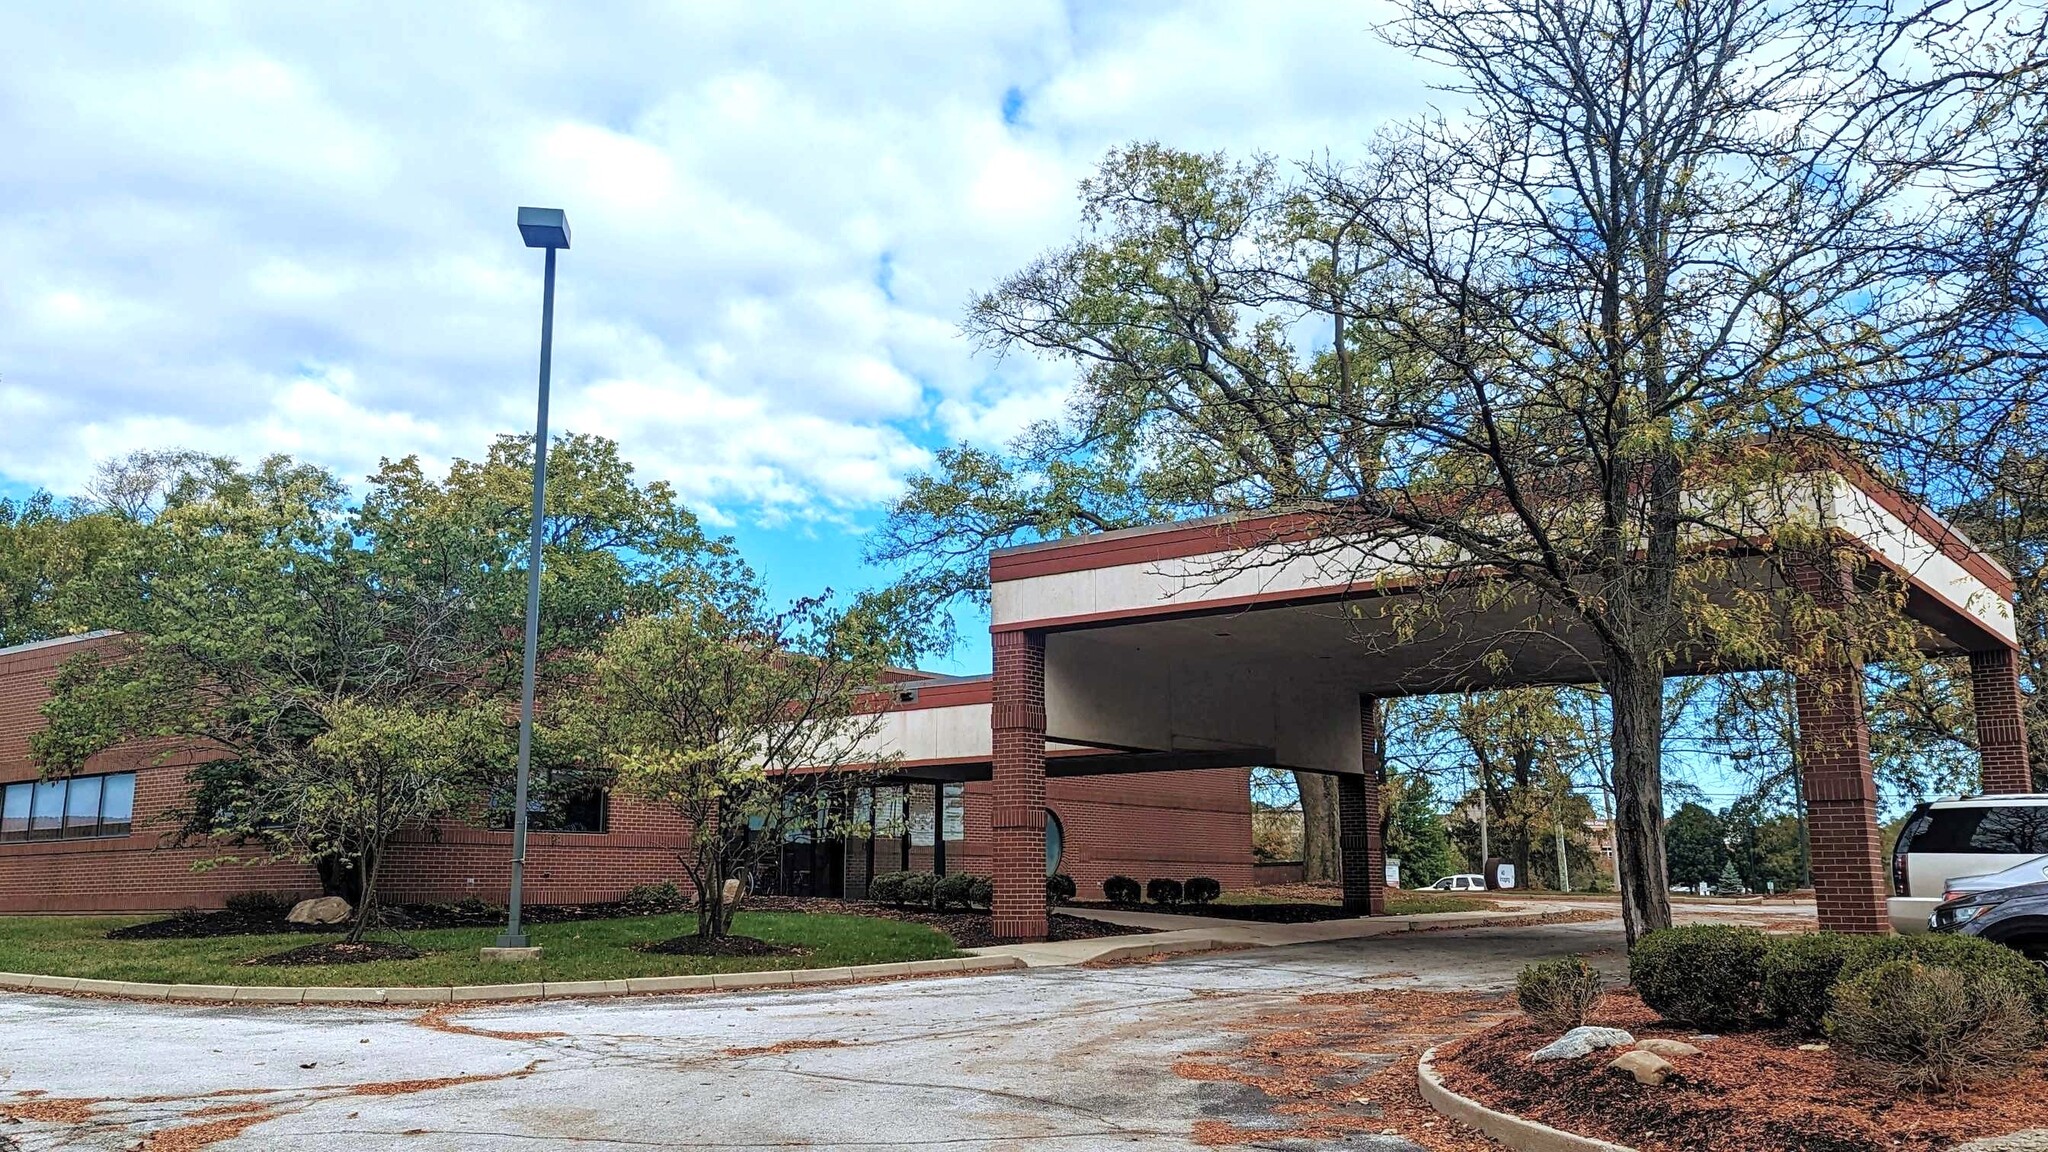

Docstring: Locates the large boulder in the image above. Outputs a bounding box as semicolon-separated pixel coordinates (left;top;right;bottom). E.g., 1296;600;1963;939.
1608;1050;1679;1086
286;896;353;925
1530;1026;1635;1062
1633;1038;1703;1059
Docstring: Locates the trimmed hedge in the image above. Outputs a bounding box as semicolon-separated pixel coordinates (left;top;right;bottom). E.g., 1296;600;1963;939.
1185;877;1222;904
1047;873;1077;906
1629;924;1769;1030
1834;933;2048;1017
1146;878;1185;906
1761;932;1859;1037
1104;875;1141;904
224;891;295;918
935;872;985;911
868;871;940;907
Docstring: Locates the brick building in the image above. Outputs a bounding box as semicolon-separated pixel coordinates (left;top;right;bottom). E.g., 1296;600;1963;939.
0;631;1254;915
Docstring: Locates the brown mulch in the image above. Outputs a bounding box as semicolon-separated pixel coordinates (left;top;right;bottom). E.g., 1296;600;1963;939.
242;940;421;967
109;897;689;940
1;1096;103;1124
1174;987;1516;1150
634;934;800;958
1431;991;2048;1152
739;895;1148;948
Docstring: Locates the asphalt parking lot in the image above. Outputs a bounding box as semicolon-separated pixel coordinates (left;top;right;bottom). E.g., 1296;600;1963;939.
0;918;1638;1151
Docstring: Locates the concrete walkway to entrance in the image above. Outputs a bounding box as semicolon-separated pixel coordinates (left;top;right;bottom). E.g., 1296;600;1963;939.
972;901;1585;967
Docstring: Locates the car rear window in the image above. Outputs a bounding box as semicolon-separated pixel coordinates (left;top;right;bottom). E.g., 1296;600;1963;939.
1906;805;2048;854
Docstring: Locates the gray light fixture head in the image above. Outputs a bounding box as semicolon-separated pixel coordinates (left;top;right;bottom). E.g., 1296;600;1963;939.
517;206;571;249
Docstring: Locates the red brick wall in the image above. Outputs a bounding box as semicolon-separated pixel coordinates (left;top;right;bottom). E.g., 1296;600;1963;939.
2;633;1258;915
0;635;323;913
948;770;1257;897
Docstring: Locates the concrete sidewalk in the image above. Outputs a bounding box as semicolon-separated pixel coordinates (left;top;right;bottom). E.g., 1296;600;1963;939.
971;902;1589;967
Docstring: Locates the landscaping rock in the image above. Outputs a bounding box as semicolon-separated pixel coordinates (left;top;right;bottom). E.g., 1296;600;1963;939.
1955;1131;2048;1152
1634;1038;1702;1059
285;896;352;925
722;878;743;906
1530;1026;1635;1061
1608;1049;1679;1086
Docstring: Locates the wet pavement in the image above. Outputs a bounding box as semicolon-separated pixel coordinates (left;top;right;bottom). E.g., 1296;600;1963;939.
0;918;1637;1151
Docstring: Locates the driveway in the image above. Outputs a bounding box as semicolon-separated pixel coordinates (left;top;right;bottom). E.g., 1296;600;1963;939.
0;918;1633;1151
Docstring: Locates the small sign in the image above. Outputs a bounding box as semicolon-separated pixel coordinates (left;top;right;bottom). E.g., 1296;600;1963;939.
1495;863;1517;890
942;787;965;842
1385;859;1402;889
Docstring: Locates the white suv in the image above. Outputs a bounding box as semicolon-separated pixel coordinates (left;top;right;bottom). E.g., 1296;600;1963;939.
1424;874;1488;892
1890;795;2048;933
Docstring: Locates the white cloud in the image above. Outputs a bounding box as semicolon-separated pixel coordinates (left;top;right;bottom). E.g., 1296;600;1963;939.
0;0;1438;528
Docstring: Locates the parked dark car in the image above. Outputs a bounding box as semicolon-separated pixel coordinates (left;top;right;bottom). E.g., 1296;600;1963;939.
1931;879;2048;959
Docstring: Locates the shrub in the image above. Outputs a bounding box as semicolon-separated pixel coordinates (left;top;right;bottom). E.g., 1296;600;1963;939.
899;871;938;908
1629;924;1769;1030
1146;877;1185;906
935;872;982;910
619;881;684;911
1827;959;2041;1092
866;872;908;905
1761;933;1858;1037
224;891;293;919
1517;957;1604;1031
1047;873;1077;906
1185;877;1222;904
1836;934;2048;1018
1104;875;1142;904
968;875;994;908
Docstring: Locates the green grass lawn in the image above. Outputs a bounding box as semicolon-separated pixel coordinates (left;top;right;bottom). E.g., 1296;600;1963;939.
0;910;960;987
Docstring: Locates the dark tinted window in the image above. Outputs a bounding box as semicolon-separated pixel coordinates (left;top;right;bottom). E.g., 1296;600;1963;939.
1907;805;2048;854
0;784;28;842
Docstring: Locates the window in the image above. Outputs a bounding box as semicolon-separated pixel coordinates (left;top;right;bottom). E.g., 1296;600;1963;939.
489;783;608;834
1045;807;1064;876
1905;804;2048;855
941;782;965;843
0;772;138;844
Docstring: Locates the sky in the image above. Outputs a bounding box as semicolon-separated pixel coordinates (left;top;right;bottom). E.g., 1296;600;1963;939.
0;0;1445;676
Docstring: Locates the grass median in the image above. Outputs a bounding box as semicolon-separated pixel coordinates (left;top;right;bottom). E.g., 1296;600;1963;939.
0;910;960;988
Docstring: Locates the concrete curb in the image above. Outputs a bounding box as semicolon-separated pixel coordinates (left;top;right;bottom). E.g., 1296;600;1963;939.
1417;1045;1639;1152
0;954;1025;1008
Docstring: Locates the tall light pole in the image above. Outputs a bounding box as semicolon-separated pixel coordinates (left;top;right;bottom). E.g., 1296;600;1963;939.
494;206;570;955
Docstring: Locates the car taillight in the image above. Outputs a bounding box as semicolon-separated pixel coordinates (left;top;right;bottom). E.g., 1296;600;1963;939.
1893;851;1910;896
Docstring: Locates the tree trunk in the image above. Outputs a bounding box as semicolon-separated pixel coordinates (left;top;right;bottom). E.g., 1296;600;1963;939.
346;843;382;945
1609;655;1673;943
1298;771;1341;883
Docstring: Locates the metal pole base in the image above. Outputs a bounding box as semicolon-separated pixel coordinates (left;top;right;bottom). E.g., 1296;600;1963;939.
481;943;542;963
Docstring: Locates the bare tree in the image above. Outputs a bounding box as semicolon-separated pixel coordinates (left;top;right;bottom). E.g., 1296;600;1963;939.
965;1;2048;940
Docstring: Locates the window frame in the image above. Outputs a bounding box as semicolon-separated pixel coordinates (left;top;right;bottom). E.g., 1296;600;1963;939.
0;771;139;845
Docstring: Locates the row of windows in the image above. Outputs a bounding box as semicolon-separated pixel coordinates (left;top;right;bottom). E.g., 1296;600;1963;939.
0;772;136;843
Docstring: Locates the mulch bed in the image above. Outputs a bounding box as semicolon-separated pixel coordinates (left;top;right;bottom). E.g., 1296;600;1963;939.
107;897;688;941
110;894;1153;951
1431;991;2048;1152
243;940;421;967
741;895;1148;949
634;934;800;958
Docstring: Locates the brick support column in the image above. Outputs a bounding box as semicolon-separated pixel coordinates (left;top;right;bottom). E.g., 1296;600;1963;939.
991;629;1048;941
1337;697;1388;916
1971;647;2033;795
1789;552;1890;935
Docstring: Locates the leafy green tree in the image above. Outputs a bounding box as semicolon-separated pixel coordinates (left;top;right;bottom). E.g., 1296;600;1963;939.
30;436;714;935
1664;803;1728;889
585;578;897;939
